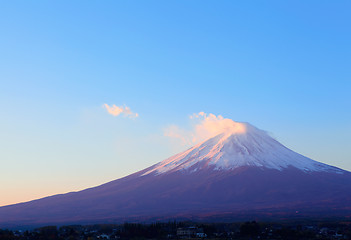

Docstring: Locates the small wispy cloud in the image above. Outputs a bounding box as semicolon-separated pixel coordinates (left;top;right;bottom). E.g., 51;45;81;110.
103;104;139;118
164;112;245;145
163;125;195;145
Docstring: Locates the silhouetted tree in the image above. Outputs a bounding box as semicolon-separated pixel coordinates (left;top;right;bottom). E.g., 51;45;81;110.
240;221;260;237
36;226;58;240
0;229;15;240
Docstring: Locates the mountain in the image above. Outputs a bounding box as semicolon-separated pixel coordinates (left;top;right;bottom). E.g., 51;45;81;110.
1;122;351;228
143;122;343;175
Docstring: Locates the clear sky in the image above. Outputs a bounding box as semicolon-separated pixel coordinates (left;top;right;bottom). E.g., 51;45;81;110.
0;1;350;206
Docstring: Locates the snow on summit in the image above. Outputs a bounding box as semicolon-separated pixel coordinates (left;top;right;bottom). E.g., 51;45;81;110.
144;118;343;176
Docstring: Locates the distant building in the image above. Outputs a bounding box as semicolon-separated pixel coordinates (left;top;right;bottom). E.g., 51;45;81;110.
177;227;196;236
177;226;206;238
97;234;110;239
196;232;207;238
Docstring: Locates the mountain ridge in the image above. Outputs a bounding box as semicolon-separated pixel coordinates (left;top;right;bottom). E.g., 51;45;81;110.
143;122;344;175
1;122;350;228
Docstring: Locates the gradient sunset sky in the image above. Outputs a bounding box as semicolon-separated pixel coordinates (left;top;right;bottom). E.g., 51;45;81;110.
1;1;350;206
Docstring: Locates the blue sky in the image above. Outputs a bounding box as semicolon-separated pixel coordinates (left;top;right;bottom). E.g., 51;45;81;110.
0;1;350;206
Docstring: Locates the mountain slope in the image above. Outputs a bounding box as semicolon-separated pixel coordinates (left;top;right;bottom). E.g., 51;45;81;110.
143;122;343;175
1;122;351;228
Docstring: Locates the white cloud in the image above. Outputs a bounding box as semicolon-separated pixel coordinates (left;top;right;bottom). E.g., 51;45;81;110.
163;125;195;145
103;104;139;118
164;112;246;145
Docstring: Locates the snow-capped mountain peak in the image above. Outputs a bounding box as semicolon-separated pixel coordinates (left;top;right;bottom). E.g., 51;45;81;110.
143;122;343;176
1;121;350;227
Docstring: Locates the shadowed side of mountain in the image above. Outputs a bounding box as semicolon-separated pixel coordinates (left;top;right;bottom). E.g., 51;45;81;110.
1;124;351;228
1;166;351;228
